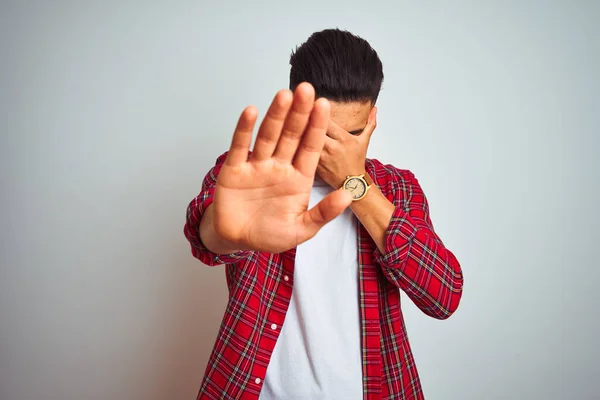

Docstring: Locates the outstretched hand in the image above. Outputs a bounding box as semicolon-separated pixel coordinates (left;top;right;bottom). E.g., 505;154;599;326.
211;83;353;253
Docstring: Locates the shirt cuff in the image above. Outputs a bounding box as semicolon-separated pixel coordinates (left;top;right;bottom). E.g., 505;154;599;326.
373;205;419;268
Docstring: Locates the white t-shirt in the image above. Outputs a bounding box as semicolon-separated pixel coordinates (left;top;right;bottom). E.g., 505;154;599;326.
259;179;363;400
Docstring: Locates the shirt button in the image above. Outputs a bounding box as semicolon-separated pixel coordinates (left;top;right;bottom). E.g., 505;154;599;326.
271;323;277;330
283;275;289;282
255;378;261;384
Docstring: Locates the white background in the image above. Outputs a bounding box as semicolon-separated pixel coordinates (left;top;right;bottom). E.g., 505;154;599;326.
1;1;598;399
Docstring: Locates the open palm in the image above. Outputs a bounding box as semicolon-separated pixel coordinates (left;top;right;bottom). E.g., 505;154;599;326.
212;83;352;253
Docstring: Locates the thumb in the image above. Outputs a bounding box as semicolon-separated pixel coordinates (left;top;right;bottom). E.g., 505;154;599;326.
296;188;353;243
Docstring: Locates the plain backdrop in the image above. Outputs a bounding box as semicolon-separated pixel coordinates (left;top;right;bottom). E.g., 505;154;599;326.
1;1;599;399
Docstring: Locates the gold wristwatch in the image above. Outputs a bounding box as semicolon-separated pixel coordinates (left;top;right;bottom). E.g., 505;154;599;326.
341;173;373;201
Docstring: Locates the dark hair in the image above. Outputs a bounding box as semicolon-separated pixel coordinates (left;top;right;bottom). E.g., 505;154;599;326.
289;28;384;104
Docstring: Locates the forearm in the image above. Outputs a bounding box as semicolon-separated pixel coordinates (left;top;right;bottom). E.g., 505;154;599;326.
349;178;395;253
199;204;241;255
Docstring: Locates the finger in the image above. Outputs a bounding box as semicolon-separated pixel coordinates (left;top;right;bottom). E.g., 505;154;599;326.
292;97;330;177
272;82;315;163
225;106;258;166
297;189;353;242
326;119;346;140
252;89;293;161
359;107;378;141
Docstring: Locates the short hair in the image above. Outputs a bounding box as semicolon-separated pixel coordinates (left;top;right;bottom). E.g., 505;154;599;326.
289;28;384;104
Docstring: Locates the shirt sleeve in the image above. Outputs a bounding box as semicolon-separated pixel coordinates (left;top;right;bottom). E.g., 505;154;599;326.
183;152;254;266
374;170;463;319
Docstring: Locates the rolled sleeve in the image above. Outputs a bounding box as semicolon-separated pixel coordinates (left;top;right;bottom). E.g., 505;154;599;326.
373;206;418;268
370;165;463;319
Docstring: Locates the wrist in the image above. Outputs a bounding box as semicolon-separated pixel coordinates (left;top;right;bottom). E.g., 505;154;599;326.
200;204;245;254
337;170;368;189
349;181;375;210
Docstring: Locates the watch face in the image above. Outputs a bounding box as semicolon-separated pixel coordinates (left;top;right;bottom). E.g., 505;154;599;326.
344;177;367;200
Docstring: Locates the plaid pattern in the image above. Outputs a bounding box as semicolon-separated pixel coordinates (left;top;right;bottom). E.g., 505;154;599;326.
184;152;463;400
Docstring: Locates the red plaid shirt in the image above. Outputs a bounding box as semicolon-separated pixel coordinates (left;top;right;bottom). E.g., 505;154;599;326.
184;152;463;400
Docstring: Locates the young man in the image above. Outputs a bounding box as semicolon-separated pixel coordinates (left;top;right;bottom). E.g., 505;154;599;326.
184;28;463;400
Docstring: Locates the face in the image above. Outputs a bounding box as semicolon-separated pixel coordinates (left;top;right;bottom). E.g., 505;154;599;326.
329;101;373;136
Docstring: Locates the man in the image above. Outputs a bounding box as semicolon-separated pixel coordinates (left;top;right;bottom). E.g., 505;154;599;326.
184;28;463;400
